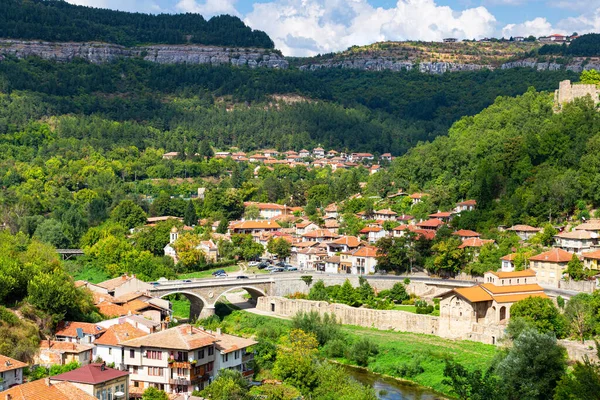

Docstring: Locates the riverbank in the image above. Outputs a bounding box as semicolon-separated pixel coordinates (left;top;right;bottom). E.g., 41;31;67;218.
210;308;497;397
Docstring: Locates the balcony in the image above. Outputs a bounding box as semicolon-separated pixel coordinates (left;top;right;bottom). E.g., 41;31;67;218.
242;370;254;378
169;378;191;386
168;361;191;369
242;353;254;363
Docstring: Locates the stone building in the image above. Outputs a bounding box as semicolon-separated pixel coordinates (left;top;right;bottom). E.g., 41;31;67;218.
437;269;545;344
555;80;600;109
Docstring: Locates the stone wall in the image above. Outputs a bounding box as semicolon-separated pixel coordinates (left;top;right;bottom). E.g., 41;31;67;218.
559;339;599;363
0;39;288;68
554;80;600;107
556;278;598;293
257;296;439;335
299;58;488;74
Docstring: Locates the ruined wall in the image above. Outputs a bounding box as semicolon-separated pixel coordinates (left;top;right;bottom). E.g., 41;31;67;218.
554;80;600;107
0;39;288;68
257;296;439;335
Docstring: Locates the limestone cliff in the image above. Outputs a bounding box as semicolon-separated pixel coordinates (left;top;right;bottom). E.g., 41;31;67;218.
299;58;488;74
0;39;288;69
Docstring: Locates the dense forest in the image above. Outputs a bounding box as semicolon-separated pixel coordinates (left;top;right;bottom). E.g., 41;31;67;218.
0;0;274;48
0;56;576;154
390;88;600;229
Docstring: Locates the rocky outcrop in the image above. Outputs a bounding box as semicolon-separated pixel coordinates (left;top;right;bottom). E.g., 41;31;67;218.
501;59;600;73
299;58;489;74
0;39;288;68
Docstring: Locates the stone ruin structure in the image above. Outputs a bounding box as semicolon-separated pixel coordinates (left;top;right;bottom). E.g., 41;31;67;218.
555;80;600;109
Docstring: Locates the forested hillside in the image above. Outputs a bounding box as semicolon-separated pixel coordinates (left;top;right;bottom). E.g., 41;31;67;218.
391;89;600;228
0;57;576;154
0;0;274;48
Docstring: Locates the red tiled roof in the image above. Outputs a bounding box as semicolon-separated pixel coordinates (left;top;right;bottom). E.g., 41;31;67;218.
429;211;453;218
329;236;361;247
232;221;281;230
458;238;494;248
416;219;444;228
529;248;574;263
95;323;148;347
302;229;339;238
360;227;382;233
352;246;378;257
55;321;105;338
0;354;27;372
452;229;480;237
51;363;129;385
507;224;541;232
456;199;477;206
2;379;96;400
583;249;600;260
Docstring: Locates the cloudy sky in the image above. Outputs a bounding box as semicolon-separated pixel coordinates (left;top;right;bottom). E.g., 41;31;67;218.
65;0;598;56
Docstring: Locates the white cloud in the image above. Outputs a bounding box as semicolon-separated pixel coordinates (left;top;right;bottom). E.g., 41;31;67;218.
244;0;497;56
556;9;600;35
501;17;557;38
64;0;162;13
175;0;239;17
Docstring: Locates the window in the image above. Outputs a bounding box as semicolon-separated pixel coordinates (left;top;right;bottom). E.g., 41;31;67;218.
148;367;163;376
208;346;214;356
134;381;140;388
132;366;138;374
130;350;135;358
223;353;229;363
206;362;214;372
147;350;162;360
234;351;240;359
198;348;205;359
108;348;112;356
14;370;18;378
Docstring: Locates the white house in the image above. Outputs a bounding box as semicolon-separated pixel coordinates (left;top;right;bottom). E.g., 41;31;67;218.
554;230;598;254
359;227;386;243
0;355;26;391
94;323;149;368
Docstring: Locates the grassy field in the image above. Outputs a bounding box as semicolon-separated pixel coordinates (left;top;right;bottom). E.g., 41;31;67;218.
338;325;496;394
203;309;496;396
393;305;440;317
71;264;111;284
169;297;191;320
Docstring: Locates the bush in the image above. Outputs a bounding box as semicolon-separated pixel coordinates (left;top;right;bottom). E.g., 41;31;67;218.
395;358;425;378
349;337;379;366
322;338;349;358
291;311;342;346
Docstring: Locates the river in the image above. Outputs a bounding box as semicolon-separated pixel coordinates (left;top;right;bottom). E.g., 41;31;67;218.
341;365;447;400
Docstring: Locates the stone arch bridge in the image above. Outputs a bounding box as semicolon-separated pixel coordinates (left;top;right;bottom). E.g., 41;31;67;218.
148;274;477;320
149;278;276;319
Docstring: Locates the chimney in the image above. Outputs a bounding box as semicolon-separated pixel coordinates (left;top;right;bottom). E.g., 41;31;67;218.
72;343;76;350
216;328;222;335
189;325;193;335
6;394;12;400
45;377;51;387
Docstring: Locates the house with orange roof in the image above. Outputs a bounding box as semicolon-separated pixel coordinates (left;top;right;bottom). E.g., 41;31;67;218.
324;203;338;219
55;321;106;344
1;377;97;400
324;255;341;274
94;323;148;368
295;220;319;236
313;147;325;158
458;238;496;260
297;246;329;271
162;152;179;160
452;229;481;241
95;274;153;299
506;224;541;241
0;355;27;390
298;149;310;158
454;199;477;213
323;218;340;233
302;229;339;243
529;248;574;285
327;150;339;157
326;236;362;256
243;202;289;219
500;253;525;272
437;269;545;343
374;209;397;221
416;218;444;231
409;192;428;204
35;340;94;367
343;246;378;275
349;153;374;162
380;153;392;162
359;226;386;243
583;249;600;272
429;211;453;222
554;230;598;254
230;220;281;235
121;324;256;394
97;315;161;335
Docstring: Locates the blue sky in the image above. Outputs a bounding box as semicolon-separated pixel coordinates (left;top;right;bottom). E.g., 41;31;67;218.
66;0;599;56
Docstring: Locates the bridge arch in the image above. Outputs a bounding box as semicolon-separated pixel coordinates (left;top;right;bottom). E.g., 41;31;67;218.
159;290;210;322
213;285;268;306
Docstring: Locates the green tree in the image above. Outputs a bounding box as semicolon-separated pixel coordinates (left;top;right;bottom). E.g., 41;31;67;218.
308;280;329;301
312;363;377;400
554;350;600;400
110;200;147;229
243;205;260;220
375;236;408;273
200;369;250;400
510;297;567;338
495;329;567;400
350;337;379;367
273;329;320;394
564;293;595;343
566;253;586;281
267;238;291;260
27;270;82;323
291;311;341;346
580;69;600;85
428;238;465;275
184;200;197;227
142;387;169;400
443;361;504;400
387;282;409;304
337;279;359;306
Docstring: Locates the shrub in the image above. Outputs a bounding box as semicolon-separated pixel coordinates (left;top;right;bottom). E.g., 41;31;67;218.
349;337;379;366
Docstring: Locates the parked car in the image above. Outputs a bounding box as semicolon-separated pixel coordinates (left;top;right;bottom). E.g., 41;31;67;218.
236;275;249;279
214;272;228;278
212;269;227;276
285;265;297;271
149;282;160;286
248;261;259;267
182;279;192;283
276;261;286;267
270;267;284;273
258;262;269;269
